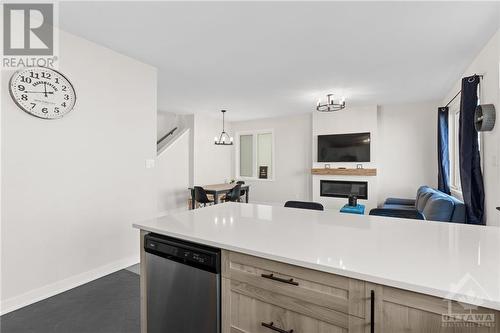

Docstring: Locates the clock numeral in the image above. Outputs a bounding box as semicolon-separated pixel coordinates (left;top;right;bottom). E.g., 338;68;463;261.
20;76;32;83
62;85;67;91
64;94;69;100
30;103;36;109
18;85;25;91
61;102;66;107
41;107;48;114
54;107;60;113
29;71;39;79
55;77;59;84
21;94;28;101
41;72;51;79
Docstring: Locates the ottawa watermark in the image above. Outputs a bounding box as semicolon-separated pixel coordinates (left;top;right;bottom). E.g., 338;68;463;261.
2;2;58;69
442;273;496;328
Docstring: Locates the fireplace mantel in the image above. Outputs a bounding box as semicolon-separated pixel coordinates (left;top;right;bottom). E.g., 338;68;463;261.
311;168;377;176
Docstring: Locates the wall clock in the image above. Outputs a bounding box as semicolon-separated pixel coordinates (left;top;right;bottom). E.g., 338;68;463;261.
474;104;496;132
9;67;76;119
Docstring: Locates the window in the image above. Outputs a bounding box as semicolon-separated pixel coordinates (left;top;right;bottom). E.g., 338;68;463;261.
239;135;253;177
450;108;461;192
236;130;274;180
449;101;482;198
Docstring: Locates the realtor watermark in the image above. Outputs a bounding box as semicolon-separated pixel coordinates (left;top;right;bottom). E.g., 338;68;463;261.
442;273;496;328
2;2;58;68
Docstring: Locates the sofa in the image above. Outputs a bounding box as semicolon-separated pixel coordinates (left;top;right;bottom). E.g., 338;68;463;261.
370;186;466;223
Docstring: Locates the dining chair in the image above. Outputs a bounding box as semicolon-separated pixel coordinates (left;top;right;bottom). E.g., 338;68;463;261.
225;184;242;202
284;201;324;211
237;180;246;197
194;186;214;207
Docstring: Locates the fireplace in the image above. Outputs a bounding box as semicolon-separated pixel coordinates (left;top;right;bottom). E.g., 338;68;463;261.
320;180;368;199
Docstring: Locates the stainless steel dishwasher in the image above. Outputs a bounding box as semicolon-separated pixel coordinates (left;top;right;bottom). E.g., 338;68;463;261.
144;233;221;333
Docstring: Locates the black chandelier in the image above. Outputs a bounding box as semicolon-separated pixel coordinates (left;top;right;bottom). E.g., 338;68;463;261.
214;110;233;145
316;94;346;112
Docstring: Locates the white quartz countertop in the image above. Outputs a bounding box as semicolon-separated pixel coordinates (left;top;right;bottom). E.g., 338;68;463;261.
133;202;500;311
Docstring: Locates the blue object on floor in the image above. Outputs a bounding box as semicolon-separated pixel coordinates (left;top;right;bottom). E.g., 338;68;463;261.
340;204;365;215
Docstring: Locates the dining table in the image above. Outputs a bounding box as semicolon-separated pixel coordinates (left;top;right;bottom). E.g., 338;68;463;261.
189;183;250;209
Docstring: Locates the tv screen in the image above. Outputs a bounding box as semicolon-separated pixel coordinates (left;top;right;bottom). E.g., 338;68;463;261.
317;132;370;162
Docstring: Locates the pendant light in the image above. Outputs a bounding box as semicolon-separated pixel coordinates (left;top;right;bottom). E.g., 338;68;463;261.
214;110;233;145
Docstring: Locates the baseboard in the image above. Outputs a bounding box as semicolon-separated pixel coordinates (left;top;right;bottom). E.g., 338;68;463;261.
0;255;139;316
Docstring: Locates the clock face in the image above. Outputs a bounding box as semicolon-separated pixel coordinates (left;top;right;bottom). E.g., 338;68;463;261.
9;67;76;119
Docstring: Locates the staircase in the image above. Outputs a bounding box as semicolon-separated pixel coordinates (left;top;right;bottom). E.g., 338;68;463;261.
157;127;178;152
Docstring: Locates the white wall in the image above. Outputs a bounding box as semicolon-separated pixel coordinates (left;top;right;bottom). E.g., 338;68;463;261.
442;29;500;226
157;110;193;141
1;29;157;313
156;129;190;213
378;102;439;204
229;104;437;210
312;106;379;210
312;106;379;170
193;114;234;185
157;111;178;141
231;113;312;205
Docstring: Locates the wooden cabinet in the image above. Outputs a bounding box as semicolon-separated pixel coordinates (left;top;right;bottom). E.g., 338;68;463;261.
222;251;371;333
374;284;500;333
222;250;500;333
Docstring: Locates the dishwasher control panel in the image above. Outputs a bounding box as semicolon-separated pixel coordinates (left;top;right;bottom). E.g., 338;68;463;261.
144;233;220;273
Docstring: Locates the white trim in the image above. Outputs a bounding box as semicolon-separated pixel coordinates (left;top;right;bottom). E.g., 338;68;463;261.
235;129;275;181
0;255;139;315
450;187;464;201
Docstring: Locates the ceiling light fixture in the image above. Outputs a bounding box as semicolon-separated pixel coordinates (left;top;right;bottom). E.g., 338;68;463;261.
316;94;346;112
214;109;233;145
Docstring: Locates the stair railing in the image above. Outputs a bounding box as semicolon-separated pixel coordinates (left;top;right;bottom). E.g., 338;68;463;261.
157;127;178;146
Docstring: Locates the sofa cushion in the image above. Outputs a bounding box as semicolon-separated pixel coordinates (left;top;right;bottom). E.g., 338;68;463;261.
422;194;455;222
448;196;466;223
416;189;434;212
384;198;416;206
382;204;416;210
416;186;432;200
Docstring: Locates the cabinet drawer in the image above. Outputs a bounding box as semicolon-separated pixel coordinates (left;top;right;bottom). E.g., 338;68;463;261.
225;251;366;318
230;286;367;333
378;285;500;333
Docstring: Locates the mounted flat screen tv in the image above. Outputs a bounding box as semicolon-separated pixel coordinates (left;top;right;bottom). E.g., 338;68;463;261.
317;132;371;162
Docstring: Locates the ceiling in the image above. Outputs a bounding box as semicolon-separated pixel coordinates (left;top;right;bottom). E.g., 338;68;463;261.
59;1;500;121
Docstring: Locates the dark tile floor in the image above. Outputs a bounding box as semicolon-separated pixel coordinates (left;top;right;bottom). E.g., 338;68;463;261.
1;270;140;333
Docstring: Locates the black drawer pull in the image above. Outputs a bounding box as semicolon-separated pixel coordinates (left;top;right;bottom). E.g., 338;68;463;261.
261;321;294;333
261;273;299;286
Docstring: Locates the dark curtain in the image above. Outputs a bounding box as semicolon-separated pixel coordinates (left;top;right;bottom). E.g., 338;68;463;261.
459;75;485;225
437;107;450;195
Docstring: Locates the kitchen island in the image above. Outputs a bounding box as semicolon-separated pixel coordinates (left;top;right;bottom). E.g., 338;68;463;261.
134;202;500;332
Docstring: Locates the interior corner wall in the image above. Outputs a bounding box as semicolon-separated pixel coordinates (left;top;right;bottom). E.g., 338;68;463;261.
378;102;439;204
156;129;190;213
231;113;312;205
228;105;436;209
312;105;379;210
1;29;157;314
193;114;234;185
157;111;179;140
442;28;500;226
311;104;437;210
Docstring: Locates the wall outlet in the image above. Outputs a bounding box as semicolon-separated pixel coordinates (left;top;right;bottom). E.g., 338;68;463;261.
145;159;155;169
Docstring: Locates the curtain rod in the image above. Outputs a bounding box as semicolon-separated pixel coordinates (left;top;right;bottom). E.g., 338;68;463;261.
443;74;484;109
